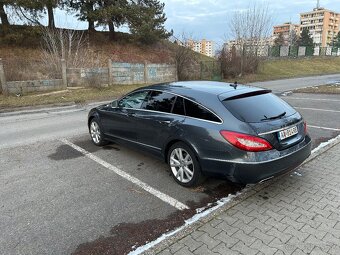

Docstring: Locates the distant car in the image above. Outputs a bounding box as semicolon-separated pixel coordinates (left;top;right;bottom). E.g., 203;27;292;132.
88;81;311;187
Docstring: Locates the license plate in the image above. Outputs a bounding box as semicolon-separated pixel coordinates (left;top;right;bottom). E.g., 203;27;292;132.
278;126;298;141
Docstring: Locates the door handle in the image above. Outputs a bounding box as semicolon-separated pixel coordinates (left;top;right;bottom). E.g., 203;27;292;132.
127;112;136;117
159;120;171;124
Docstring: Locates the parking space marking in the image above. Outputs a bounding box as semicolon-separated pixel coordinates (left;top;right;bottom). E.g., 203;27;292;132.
308;125;340;132
286;97;340;102
60;139;189;211
293;107;340;113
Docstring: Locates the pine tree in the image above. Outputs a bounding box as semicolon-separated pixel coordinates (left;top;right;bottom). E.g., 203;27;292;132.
10;0;58;28
128;0;172;44
0;0;10;26
96;0;128;39
297;29;314;46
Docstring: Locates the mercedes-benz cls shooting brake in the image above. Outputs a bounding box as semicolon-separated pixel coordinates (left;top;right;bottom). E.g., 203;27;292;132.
88;81;312;187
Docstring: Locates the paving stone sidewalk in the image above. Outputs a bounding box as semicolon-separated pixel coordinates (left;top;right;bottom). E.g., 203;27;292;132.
155;142;340;255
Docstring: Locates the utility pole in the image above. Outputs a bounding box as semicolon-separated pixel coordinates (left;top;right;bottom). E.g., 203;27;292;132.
316;0;320;9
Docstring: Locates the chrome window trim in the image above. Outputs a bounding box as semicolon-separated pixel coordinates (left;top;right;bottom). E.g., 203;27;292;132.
258;120;304;136
115;89;224;125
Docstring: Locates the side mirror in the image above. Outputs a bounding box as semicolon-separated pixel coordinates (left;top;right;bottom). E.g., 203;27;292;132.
111;100;118;108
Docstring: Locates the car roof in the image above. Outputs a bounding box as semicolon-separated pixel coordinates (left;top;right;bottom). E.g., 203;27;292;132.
139;81;267;104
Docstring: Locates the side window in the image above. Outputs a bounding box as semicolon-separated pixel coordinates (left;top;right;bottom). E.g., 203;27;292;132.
184;99;221;123
143;91;176;113
172;96;185;116
118;91;149;109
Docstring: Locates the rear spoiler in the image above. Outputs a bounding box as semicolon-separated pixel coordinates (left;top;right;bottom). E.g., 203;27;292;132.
220;89;272;101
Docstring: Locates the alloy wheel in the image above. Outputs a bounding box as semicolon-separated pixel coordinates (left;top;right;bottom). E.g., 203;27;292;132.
90;121;101;144
169;148;194;184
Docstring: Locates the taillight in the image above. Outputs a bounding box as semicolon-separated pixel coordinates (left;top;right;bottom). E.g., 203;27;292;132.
220;130;273;152
304;121;307;134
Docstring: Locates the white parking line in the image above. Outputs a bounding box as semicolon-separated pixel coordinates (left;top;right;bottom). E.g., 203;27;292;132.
294;107;340;113
60;139;189;211
286;97;340;102
308;125;340;132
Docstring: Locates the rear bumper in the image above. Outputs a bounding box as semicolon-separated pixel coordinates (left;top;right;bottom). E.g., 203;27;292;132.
201;135;312;184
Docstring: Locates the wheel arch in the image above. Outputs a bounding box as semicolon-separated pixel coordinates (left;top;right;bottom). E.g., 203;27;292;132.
164;139;200;164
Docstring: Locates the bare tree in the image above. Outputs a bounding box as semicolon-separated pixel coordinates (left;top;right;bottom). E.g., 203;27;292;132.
169;33;199;81
40;27;91;76
225;1;273;77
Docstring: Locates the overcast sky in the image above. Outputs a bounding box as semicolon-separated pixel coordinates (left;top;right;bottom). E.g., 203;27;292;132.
162;0;340;47
20;0;340;48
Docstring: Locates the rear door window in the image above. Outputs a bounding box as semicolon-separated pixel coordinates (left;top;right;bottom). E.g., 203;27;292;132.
184;99;221;123
222;92;296;123
143;91;176;113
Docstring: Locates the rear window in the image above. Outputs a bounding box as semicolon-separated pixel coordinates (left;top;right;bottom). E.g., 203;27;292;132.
222;93;296;123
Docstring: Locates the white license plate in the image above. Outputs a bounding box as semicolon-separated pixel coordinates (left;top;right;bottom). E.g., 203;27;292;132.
278;126;298;140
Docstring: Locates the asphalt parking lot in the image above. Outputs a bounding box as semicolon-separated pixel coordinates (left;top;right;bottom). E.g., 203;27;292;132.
0;91;339;255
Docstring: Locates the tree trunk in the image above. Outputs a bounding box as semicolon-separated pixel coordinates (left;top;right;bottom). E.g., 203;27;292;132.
108;21;115;40
0;3;9;26
46;4;55;28
85;2;95;32
88;20;95;31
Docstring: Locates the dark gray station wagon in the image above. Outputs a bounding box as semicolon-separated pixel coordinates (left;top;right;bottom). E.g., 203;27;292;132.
88;81;312;187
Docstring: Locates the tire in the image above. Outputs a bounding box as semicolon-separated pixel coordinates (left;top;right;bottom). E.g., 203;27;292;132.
89;119;108;146
167;142;204;187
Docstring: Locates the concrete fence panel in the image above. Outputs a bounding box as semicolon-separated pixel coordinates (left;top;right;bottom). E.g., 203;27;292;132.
110;62;177;85
147;64;177;83
67;68;109;87
111;62;145;85
7;79;64;95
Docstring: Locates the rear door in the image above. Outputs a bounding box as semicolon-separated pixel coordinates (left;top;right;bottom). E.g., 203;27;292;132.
221;91;304;150
136;91;185;150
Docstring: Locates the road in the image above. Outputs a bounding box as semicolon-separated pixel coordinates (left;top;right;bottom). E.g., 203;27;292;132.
250;73;340;93
0;74;339;254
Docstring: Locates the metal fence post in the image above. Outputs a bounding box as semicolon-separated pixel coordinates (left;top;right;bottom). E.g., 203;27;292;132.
61;59;67;89
0;58;8;96
108;59;112;86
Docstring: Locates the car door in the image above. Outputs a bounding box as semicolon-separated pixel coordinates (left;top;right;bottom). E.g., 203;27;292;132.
100;90;150;142
135;91;185;150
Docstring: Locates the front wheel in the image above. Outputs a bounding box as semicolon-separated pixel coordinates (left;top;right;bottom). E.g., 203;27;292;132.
89;119;108;146
168;142;204;187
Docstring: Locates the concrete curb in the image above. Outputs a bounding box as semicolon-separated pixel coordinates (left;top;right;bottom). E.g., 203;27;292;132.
142;134;340;255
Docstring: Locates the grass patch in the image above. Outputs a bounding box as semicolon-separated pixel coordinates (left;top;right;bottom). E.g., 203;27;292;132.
294;83;340;94
0;84;146;110
234;57;340;83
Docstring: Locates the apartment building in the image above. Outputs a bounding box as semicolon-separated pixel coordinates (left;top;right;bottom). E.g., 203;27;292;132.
300;7;340;46
186;39;215;57
273;22;300;45
224;37;274;56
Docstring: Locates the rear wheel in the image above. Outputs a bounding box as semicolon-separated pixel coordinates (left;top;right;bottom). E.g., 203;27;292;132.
168;142;204;187
89;119;108;146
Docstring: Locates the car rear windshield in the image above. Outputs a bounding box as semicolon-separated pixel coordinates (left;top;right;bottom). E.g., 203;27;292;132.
221;92;296;123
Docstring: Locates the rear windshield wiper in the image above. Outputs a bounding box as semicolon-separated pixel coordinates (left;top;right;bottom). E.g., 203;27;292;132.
261;111;286;121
